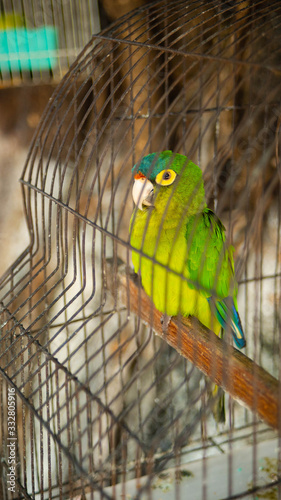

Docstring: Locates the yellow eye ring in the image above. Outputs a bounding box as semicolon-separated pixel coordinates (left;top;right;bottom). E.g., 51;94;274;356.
155;169;177;186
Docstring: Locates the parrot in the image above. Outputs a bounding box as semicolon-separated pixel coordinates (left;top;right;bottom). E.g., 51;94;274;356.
129;150;246;349
129;151;245;424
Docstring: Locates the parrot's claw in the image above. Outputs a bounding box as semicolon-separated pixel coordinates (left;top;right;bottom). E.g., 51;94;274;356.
161;314;171;334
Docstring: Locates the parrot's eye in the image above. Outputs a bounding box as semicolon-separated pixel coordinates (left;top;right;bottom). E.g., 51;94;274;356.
155;169;177;186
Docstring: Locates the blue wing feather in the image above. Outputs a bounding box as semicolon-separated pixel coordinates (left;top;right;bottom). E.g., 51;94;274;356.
207;296;246;349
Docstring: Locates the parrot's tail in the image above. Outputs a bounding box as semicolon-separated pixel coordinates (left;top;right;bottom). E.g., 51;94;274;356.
207;296;246;349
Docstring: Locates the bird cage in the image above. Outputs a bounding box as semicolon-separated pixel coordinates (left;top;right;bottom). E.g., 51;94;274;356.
0;0;100;84
0;0;281;498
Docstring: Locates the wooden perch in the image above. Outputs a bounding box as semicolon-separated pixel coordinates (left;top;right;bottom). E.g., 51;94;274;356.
106;258;281;431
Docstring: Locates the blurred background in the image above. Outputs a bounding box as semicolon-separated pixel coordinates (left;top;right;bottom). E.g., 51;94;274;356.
0;0;140;275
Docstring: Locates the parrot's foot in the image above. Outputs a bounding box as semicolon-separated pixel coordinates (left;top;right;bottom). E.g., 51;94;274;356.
161;314;171;334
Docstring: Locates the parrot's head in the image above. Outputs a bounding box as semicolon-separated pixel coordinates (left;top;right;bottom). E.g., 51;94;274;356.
132;151;206;216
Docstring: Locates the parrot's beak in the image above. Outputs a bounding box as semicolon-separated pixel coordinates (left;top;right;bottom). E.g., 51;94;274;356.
132;176;154;210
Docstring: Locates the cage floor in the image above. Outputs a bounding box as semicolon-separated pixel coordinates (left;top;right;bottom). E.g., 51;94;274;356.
99;425;279;500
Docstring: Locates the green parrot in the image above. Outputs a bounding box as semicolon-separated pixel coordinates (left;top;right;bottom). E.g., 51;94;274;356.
129;150;245;349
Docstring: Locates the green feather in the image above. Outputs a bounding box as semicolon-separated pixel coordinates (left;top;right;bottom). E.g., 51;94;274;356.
185;208;236;300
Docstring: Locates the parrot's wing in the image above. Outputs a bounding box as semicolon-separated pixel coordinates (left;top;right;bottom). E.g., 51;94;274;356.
185;208;232;298
185;209;246;349
207;296;246;348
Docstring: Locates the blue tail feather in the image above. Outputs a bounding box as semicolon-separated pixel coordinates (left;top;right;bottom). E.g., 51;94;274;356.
207;296;246;349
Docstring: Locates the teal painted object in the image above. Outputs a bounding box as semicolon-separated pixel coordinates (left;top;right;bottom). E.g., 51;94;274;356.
0;26;58;73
